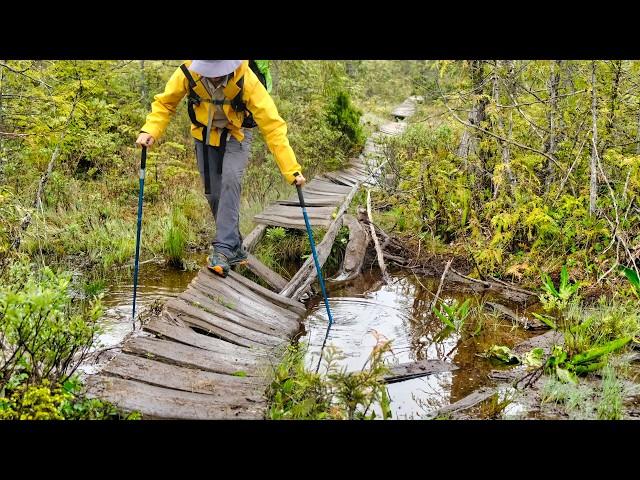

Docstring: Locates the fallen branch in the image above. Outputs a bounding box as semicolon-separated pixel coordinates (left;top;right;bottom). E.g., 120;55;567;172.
367;189;390;283
430;258;453;311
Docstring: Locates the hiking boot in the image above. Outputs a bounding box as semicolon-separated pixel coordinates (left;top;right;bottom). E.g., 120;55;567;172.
207;246;247;278
228;245;248;266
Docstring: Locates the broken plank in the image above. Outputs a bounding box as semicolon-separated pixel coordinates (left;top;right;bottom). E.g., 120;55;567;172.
198;269;300;325
227;270;306;316
242;224;267;253
144;313;272;358
276;199;338;207
181;287;288;339
166;297;285;348
280;215;345;299
383;359;458;384
428;387;497;419
245;253;289;291
258;204;336;219
85;376;265;419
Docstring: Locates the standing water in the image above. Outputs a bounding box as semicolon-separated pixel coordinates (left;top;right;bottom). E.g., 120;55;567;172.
78;257;203;375
302;272;537;419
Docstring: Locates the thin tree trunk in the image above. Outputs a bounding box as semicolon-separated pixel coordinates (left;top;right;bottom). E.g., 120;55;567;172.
590;61;599;217
604;60;622;149
544;60;561;193
457;60;488;172
139;60;148;108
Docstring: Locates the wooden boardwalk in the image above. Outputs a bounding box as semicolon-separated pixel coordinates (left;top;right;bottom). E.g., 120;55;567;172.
85;97;419;419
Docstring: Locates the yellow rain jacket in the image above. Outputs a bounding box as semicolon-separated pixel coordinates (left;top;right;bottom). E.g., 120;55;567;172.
141;60;302;184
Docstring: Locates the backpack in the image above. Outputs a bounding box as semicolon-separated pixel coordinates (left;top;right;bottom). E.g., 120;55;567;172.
180;60;271;130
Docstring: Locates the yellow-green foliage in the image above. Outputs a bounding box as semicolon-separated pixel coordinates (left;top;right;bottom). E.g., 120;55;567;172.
380;60;640;287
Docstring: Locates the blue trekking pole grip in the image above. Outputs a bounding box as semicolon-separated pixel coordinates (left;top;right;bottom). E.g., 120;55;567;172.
295;176;334;326
132;145;147;328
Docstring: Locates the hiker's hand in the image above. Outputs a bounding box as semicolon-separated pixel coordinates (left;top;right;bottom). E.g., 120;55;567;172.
293;174;306;186
136;132;155;148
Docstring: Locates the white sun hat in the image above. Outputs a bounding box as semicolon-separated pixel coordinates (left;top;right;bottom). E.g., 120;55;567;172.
189;60;242;78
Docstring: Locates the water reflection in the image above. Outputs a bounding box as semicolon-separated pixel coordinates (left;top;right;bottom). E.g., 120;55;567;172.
302;271;533;419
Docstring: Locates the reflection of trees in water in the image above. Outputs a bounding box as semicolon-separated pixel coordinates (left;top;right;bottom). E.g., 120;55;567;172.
448;315;533;403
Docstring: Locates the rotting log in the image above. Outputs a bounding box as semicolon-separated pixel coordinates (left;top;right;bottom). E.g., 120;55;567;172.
328;214;369;283
484;301;547;330
245;253;288;292
280;178;362;299
383;359;458;384
242;224;267;253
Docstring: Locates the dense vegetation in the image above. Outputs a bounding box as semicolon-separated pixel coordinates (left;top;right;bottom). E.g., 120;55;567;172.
1;60;638;419
0;60;411;419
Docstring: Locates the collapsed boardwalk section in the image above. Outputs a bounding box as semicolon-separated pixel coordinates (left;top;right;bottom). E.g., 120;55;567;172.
85;97;418;419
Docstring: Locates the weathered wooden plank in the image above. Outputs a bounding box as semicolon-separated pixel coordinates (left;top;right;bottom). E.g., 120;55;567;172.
197;269;300;326
185;282;293;339
323;171;358;187
429;387;497;418
188;280;299;340
328;214;369;283
383;359;458;384
181;288;288;339
123;336;266;376
242;223;267;253
281;177;362;299
144;313;272;358
280;193;343;205
299;188;348;198
276;199;338;207
245;253;289;291
166;297;285;348
512;329;564;356
253;214;332;229
227;270;307;316
257;204;336;219
280;215;345;299
102;353;266;396
165;305;258;349
379;122;407;136
85;376;265;419
304;180;353;194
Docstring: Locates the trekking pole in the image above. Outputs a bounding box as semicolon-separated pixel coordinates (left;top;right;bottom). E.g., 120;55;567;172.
295;179;334;328
132;146;147;329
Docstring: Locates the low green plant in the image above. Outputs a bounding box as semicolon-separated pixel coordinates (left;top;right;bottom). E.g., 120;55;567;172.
597;363;624;420
432;298;471;341
163;205;189;268
620;265;640;298
540;265;580;311
267;338;392;420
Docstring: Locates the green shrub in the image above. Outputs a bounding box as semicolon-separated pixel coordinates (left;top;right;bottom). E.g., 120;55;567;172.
326;90;365;149
0;261;103;387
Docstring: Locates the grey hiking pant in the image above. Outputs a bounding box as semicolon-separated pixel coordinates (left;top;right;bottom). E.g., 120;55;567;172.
194;129;253;257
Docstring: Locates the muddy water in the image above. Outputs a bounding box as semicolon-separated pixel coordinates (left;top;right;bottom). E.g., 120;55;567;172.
78;256;204;375
90;256;539;418
301;272;537;419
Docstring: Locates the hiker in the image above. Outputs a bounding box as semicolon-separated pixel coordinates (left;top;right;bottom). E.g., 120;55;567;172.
136;60;306;278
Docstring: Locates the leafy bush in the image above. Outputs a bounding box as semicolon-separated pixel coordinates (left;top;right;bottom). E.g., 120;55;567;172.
0;261;102;387
326;90;365;149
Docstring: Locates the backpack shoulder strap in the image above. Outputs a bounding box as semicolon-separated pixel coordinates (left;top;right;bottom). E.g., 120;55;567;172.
179;63;206;128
